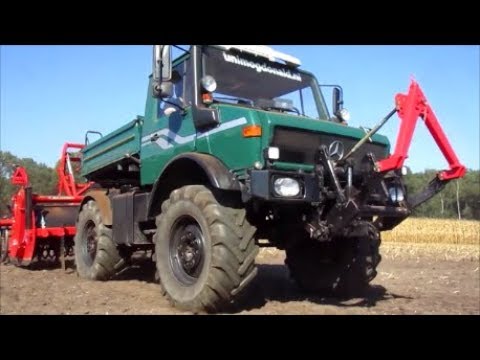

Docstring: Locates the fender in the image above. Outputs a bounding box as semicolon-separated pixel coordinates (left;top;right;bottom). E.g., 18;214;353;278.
148;153;240;217
80;188;113;226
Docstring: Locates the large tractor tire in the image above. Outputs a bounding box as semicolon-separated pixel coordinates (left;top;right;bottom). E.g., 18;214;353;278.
285;222;381;297
74;200;126;280
154;185;258;313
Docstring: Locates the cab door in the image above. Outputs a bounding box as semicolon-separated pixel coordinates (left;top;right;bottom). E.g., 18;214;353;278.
140;58;196;186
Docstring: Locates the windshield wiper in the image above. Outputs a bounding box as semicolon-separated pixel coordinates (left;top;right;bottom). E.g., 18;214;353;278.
213;96;252;106
254;98;301;115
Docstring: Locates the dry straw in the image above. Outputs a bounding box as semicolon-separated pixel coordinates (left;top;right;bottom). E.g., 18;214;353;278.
257;218;480;261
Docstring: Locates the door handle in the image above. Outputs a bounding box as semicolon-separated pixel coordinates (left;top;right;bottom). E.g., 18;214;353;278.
150;134;160;142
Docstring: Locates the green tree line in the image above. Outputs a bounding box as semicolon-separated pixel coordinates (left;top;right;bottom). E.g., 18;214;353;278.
1;150;479;220
403;169;480;220
0;151;57;216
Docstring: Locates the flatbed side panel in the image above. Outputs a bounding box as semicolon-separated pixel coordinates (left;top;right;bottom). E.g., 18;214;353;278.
81;117;143;176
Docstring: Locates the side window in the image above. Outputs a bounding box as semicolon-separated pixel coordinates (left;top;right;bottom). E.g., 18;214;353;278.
281;86;318;119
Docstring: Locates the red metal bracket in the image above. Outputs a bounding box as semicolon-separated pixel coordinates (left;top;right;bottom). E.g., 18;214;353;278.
376;80;466;180
11;167;29;186
57;142;93;197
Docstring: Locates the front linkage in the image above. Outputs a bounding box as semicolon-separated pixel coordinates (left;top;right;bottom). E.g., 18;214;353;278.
271;80;468;297
307;80;466;241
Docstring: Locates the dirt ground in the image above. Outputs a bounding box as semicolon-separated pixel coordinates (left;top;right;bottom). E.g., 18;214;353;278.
1;243;479;315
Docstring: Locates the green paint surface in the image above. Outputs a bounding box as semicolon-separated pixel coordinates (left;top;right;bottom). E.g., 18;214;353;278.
82;95;390;184
81;63;390;185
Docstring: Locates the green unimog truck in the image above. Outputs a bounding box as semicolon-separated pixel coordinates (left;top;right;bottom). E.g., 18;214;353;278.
75;45;465;313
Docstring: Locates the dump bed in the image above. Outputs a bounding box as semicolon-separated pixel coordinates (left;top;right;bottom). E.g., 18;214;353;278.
81;117;143;177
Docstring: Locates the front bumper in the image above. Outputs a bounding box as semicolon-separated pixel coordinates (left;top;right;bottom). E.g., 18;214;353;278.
245;166;411;233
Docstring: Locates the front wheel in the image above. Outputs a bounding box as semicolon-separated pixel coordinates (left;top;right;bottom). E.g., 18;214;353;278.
285;223;381;297
154;185;259;313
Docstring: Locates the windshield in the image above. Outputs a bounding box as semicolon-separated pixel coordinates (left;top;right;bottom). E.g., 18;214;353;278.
203;46;330;120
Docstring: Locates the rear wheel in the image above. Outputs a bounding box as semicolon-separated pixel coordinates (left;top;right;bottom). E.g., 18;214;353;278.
154;185;258;313
74;200;126;280
285;223;381;296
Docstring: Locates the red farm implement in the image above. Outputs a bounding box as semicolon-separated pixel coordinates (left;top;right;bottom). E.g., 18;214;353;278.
0;143;92;268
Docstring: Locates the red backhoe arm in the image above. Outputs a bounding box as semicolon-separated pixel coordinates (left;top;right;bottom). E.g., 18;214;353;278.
376;80;466;181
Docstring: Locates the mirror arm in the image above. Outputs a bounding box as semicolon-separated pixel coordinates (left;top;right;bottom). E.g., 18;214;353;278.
319;84;345;121
152;45;173;98
333;87;343;115
162;99;187;115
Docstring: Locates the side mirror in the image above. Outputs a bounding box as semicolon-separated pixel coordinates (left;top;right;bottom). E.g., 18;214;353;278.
332;87;343;116
152;45;172;98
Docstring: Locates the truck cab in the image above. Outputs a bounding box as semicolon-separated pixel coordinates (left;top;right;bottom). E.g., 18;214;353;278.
82;45;390;210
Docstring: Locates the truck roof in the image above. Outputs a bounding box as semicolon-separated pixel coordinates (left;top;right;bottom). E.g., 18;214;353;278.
170;46;302;68
215;45;301;67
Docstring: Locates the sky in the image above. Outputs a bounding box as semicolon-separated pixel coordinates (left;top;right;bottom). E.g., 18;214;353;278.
1;45;478;172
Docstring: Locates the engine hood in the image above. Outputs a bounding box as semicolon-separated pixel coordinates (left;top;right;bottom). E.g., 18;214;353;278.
255;110;390;147
212;104;391;173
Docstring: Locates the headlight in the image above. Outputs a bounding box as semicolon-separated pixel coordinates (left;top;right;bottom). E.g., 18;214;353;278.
267;147;280;160
388;186;405;203
339;108;350;122
273;178;301;197
201;75;217;92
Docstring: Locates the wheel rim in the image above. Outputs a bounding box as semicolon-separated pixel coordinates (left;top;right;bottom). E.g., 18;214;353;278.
169;216;206;286
82;220;97;266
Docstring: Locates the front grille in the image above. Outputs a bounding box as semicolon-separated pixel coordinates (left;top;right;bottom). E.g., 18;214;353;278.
271;126;388;164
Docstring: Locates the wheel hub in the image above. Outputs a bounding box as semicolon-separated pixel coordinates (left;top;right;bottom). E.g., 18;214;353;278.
170;217;206;285
177;228;202;275
82;220;97;266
